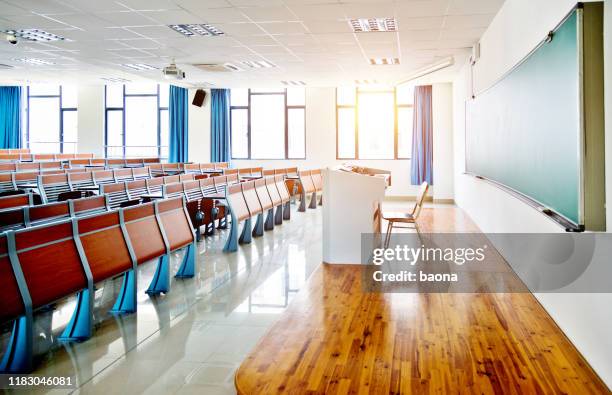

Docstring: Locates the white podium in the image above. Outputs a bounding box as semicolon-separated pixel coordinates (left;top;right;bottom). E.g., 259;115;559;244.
322;168;387;264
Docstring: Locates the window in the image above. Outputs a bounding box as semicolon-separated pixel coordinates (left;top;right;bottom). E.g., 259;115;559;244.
25;85;78;153
104;83;169;158
230;88;306;159
336;85;413;159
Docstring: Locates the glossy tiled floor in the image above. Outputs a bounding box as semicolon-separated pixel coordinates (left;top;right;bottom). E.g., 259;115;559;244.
0;203;323;395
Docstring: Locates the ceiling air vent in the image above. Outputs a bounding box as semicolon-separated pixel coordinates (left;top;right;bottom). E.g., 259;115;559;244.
349;18;397;33
369;57;400;65
168;24;224;37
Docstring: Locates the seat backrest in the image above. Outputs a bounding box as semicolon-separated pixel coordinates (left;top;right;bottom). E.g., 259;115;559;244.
224;168;239;176
28;201;70;226
0;163;17;173
241;181;262;216
226;173;239;185
101;182;130;209
0;154;19;161
238;168;252;176
183;180;204;201
214;162;229;169
93;170;115;185
40;161;63;171
184;163;202;174
33;154;55;161
70;195;109;217
0;173;16;193
16;163;39;172
274;175;290;203
156;198;194;251
227;183;250;221
274;168;288;176
122;203;167;264
0;208;26;232
69;171;96;188
13;171;38;186
200;177;217;196
125;158;143;166
263;169;275;177
0;233;25;324
55;153;74;160
299;171;316;194
265;176;282;206
163;182;184;199
126;179;148;199
75;153;94;159
179;173;195;182
287;167;298;176
311;169;323;191
38;173;71;203
146;177;164;194
77;211;133;283
143;157;161;164
68;159;90;168
212;175;226;194
251;167;263;177
411;182;429;219
14;220;87;310
163;175;180;184
106;158;126;168
148;163;164;175
113;168;133;182
254;178;273;211
0;193;31;210
90;158;106;166
132;167;151;180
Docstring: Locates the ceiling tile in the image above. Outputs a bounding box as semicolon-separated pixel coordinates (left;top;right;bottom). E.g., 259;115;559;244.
395;0;451;18
443;14;494;29
141;9;204;24
214;22;266;36
125;25;185;39
3;14;72;29
240;6;297;22
302;20;352;34
0;1;28;16
257;22;308;35
174;0;231;8
448;0;505;15
180;6;249;23
233;34;277;46
4;0;75;14
286;4;346;21
49;13;114;30
116;0;181;11
398;16;445;30
96;11;159;27
341;3;396;19
228;0;284;5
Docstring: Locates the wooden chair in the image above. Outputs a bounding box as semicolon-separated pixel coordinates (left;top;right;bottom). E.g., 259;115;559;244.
265;176;284;225
242;181;264;238
0;173;18;195
223;183;251;252
146;177;164;195
0;163;17;173
37;174;77;203
274;174;292;220
155;197;197;278
132;166;151;180
92;170;115;185
68;195;110;217
382;182;429;248
28;201;71;226
254;178;275;231
126;179;149;200
297;170;317;212
100;182;138;209
113;168;134;182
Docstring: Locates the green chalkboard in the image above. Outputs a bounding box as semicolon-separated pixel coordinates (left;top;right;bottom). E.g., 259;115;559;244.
466;10;581;225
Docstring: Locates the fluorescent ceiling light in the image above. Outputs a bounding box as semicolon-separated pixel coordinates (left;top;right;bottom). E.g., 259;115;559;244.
101;77;131;83
282;80;306;86
241;60;276;69
369;57;400;66
168;24;224;37
13;58;55;65
3;29;66;42
349;18;397;33
120;63;159;71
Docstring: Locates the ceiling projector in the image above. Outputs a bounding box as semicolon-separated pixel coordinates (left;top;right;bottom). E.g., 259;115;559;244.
163;62;185;80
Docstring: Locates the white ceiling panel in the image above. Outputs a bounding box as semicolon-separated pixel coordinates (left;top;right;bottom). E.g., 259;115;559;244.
302;20;352;34
443;14;495;29
399;16;445;31
257;21;308;35
3;14;72;29
341;3;397;19
228;0;284;6
240;6;297;22
125;25;186;39
173;0;232;10
395;0;451;18
180;6;249;23
57;0;129;13
50;13;115;30
117;0;181;11
286;4;346;21
4;0;75;14
96;11;159;27
448;0;505;15
141;10;204;24
0;1;28;16
214;22;266;36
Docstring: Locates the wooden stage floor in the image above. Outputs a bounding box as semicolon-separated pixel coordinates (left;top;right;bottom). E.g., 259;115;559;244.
235;207;609;394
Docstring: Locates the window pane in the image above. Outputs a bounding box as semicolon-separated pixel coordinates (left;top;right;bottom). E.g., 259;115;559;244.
397;107;413;158
358;92;394;159
62;110;78;153
106;85;123;108
159;84;169;108
396;84;414;105
337;87;356;106
29;85;59;96
125;83;158;95
288;108;305;158
230;89;248;107
337;108;355;158
62;85;77;108
106;110;123;157
231;109;249;158
250;88;284;94
160;109;169;158
287;88;305;106
29;97;60;153
251;94;285;159
125;96;158;157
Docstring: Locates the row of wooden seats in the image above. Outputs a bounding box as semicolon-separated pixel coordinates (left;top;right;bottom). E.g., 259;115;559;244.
0;169;111;195
148;163;189;176
37;168;153;203
0;149;29;155
224;176;292;252
0;161;63;174
184;162;229;175
0;153;94;162
0;195;109;232
296;169;324;211
0;196;196;373
0;194;34;210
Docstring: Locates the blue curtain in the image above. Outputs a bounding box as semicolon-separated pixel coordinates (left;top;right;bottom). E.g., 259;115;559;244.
0;86;22;149
168;85;189;163
210;89;231;163
410;85;434;185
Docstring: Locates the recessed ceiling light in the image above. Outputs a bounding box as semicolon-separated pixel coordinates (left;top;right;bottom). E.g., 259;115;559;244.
282;80;306;86
13;58;55;65
168;24;224;37
369;57;400;66
101;77;131;83
120;63;159;71
240;60;276;69
349;18;397;33
2;29;66;42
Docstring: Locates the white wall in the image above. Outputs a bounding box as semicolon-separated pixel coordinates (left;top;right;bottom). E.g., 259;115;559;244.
188;89;210;163
77;85;104;157
453;0;612;386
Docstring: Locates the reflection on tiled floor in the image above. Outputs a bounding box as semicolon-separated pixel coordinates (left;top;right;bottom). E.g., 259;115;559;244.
0;204;322;395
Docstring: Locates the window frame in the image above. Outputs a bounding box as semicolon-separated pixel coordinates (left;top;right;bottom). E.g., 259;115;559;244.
104;84;168;158
335;87;413;160
230;88;306;160
26;86;77;153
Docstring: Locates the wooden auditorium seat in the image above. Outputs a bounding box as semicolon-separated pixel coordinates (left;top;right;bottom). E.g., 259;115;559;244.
68;195;110;217
223;183;251;253
162;182;184;199
265;176;284;225
68;172;96;190
37;174;79;203
0;163;17;173
274;174;292;220
113;168;134;182
297;170;317;211
146;177;164;195
132;167;151;180
106;159;126;169
0;173;17;195
0;193;32;210
155;197;197;278
0;207;25;232
100;182;138;209
254;178;275;231
242;181;265;238
126;179;149;200
310;169;323;206
93;170;115;186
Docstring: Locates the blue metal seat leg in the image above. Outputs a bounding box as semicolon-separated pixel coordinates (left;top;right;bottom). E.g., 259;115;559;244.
110;269;137;314
239;218;252;244
252;213;264;237
264;208;275;231
223;211;239;253
146;254;170;294
275;205;283;225
0;315;33;373
59;288;93;341
175;243;196;278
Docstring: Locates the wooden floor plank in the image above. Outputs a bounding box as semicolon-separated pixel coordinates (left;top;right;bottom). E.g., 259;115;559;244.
235;208;609;394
